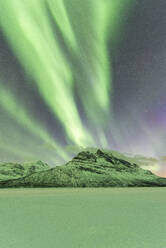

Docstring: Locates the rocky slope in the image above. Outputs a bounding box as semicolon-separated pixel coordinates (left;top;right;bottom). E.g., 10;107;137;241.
0;149;166;187
0;160;50;181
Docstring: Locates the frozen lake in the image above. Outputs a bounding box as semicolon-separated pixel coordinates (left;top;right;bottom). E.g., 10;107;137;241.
0;188;166;248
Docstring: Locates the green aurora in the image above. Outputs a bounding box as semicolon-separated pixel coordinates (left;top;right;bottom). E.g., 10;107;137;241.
0;0;135;163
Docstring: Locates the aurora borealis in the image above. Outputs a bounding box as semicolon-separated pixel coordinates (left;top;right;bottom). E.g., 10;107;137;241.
0;1;166;174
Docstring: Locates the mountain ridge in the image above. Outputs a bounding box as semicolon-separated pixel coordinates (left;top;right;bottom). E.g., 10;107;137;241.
0;149;166;188
0;160;50;181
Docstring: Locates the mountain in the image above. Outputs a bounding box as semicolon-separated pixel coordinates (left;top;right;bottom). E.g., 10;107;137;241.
67;146;159;171
0;160;50;181
0;149;166;187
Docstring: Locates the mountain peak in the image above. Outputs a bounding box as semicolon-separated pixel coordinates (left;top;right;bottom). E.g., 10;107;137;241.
67;149;139;172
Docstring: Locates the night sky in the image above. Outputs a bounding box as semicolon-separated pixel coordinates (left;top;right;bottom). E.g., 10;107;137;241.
0;0;166;174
